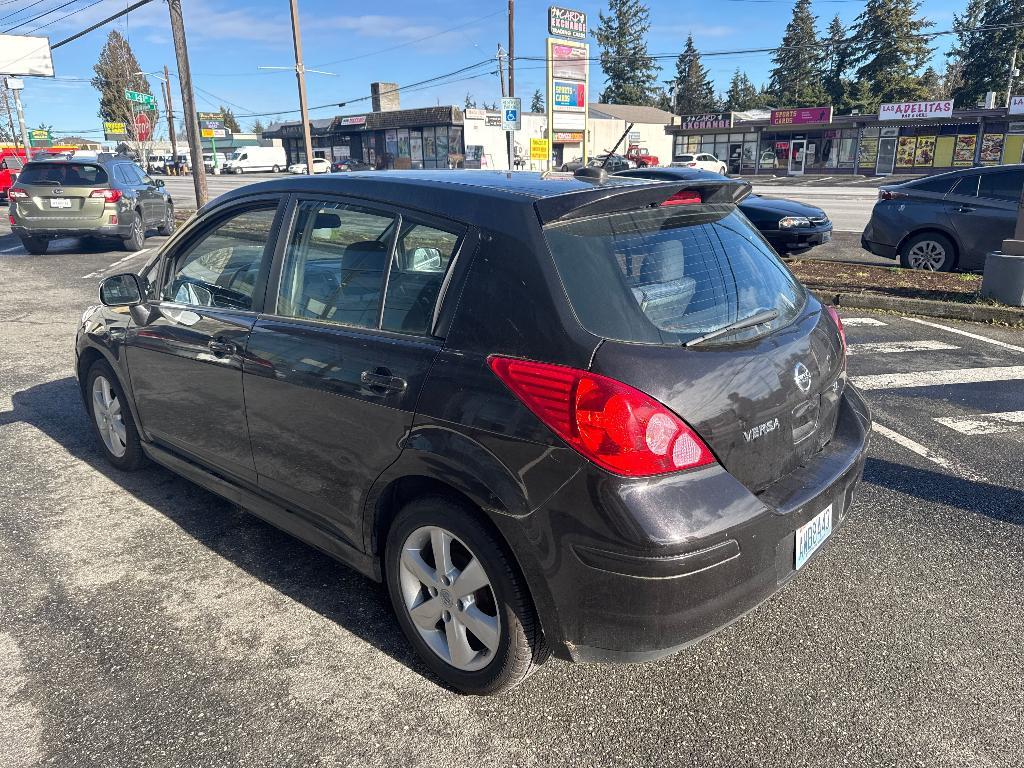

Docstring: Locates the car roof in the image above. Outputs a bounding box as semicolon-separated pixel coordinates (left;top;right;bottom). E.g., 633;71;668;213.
23;155;130;167
896;163;1024;187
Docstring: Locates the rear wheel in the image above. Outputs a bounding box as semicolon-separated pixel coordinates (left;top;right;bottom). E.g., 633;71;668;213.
122;211;146;251
19;234;48;254
157;202;175;236
271;165;281;173
385;496;547;695
86;361;146;471
900;232;956;271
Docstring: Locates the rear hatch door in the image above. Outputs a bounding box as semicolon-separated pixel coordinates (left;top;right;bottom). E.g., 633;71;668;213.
15;162;108;222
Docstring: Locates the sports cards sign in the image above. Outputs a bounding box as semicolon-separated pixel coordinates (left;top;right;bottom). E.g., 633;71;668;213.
553;80;586;111
548;6;586;40
879;100;954;121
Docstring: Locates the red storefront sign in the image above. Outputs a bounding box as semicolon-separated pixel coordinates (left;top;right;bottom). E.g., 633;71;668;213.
770;106;833;125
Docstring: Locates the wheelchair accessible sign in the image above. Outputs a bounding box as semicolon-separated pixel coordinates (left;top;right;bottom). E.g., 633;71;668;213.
501;97;522;131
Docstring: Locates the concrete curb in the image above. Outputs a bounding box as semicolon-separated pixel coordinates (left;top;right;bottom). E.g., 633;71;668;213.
807;286;1024;326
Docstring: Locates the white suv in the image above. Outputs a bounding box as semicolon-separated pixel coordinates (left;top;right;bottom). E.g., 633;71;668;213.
672;153;727;175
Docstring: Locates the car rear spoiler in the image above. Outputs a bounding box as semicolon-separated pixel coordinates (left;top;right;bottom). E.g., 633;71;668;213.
534;178;752;225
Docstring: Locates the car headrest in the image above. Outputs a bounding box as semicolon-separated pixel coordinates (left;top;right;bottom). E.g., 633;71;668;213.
342;240;388;270
640;240;686;284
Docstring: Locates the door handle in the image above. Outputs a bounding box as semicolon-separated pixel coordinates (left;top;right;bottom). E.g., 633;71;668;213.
360;370;407;392
208;339;236;356
956;206;975;213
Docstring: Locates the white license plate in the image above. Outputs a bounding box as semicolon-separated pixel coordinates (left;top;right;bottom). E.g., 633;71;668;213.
795;504;833;570
49;198;72;209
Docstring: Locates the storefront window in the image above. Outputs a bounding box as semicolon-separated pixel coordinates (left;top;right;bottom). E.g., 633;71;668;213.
980;133;1005;164
953;134;977;166
449;126;464;167
423;127;437;169
385;129;399;168
410;128;423;169
435;126;449;166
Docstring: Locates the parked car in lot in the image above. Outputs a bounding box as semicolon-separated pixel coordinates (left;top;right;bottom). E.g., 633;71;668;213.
78;170;869;695
0;152;24;200
8;155;174;254
222;145;287;174
331;158;372;172
862;165;1024;271
203;152;230;172
673;153;728;175
288;158;331;174
617;166;833;254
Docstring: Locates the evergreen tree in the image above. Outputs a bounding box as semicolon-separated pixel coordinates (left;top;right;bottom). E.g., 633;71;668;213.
672;34;717;114
848;0;934;110
593;0;659;104
769;0;829;106
821;15;852;108
723;69;760;111
463;93;477;109
91;30;158;157
530;89;545;112
250;119;265;135
944;0;988;98
920;66;943;99
219;106;241;133
955;0;1024;106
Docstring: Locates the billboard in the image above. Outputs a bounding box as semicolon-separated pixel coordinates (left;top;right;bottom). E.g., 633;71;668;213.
770;106;833;125
0;35;54;77
552;80;586;111
879;100;954;120
548;6;587;40
551;43;586;81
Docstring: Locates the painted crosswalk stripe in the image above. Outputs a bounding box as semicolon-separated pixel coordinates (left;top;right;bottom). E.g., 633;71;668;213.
934;411;1024;435
851;365;1024;390
904;317;1024;354
841;317;888;327
873;423;985;482
848;340;959;356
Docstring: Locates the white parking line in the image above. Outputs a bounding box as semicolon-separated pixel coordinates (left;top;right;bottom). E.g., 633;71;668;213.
852;365;1024;390
848;340;959;356
873;423;985;482
934;411;1024;435
841;317;888;327
904;317;1024;354
82;248;151;279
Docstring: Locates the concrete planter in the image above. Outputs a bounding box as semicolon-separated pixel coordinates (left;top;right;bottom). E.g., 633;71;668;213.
981;251;1024;308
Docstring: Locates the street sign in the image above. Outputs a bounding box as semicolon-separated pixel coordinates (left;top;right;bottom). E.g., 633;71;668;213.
29;128;50;143
134;112;152;141
530;138;549;161
501;97;521;131
125;89;157;108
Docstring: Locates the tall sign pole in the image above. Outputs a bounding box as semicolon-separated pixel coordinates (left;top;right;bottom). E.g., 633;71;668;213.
546;7;589;172
163;65;179;174
288;0;314;175
507;0;516;169
167;0;208;206
6;78;32;161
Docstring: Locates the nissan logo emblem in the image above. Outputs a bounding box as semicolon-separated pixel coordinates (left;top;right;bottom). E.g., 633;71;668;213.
794;362;812;394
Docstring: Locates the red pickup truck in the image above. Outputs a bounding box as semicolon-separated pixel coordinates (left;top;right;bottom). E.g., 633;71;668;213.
0;148;26;201
625;144;659;168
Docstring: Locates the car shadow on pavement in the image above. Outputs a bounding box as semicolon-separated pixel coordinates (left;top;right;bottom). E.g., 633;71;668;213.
864;457;1024;524
2;376;435;682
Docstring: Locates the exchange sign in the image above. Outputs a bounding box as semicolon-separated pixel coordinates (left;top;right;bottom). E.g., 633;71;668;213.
548;6;586;40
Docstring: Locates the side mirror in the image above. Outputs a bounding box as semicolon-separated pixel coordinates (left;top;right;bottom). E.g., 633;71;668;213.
154;178;165;188
99;273;144;307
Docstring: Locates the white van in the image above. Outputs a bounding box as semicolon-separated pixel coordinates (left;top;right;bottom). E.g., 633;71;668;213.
223;146;287;174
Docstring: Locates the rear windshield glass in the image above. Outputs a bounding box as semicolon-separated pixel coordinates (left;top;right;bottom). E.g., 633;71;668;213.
545;205;805;346
17;162;108;186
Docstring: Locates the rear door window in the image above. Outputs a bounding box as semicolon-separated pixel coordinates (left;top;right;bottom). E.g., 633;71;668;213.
18;162;108;186
545;205;805;346
978;170;1024;202
911;175;958;194
949;173;980;198
383;221;460;335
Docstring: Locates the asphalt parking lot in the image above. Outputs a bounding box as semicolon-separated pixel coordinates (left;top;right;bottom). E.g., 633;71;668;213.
2;231;1023;767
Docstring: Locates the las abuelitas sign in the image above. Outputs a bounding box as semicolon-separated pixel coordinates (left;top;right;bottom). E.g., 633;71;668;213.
879;100;954;121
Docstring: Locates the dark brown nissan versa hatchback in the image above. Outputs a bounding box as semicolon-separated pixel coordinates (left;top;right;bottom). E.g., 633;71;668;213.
76;170;870;695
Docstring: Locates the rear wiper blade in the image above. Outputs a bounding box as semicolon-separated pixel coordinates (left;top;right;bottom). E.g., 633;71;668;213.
684;308;780;347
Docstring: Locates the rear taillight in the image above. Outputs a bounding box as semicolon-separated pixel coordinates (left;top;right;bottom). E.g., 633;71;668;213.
8;187;28;200
90;188;122;202
825;306;847;357
8;215;13;225
488;356;716;477
878;189;908;201
686;162;697;167
661;190;702;207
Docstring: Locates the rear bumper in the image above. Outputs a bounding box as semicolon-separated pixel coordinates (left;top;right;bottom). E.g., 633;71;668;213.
512;384;871;663
11;221;131;239
861;233;898;259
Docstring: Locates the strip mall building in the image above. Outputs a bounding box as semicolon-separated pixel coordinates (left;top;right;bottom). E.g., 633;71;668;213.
668;98;1024;176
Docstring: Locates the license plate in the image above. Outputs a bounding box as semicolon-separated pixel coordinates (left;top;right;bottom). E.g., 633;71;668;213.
795;504;833;570
49;198;72;209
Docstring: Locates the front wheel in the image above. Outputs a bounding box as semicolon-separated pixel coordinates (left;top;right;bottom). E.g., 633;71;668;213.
122;211;146;251
385;496;547;695
899;232;956;271
86;361;146;471
271;165;281;173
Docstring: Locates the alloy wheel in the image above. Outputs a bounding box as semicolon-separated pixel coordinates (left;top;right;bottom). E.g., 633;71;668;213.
398;525;501;672
906;240;947;270
92;375;127;458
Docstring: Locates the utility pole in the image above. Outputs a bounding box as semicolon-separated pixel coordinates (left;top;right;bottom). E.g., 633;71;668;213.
7;80;32;162
167;0;208;206
507;0;515;171
1007;47;1019;108
163;64;178;174
288;0;314;175
497;44;507;98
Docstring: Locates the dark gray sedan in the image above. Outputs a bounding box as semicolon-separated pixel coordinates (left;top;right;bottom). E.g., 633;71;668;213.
862;165;1024;271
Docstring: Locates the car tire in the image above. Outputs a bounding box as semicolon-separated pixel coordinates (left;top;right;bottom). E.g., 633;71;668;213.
899;231;956;271
272;165;281;173
385;495;548;695
157;202;175;236
19;234;48;254
85;360;146;471
122;211;146;251
719;164;728;175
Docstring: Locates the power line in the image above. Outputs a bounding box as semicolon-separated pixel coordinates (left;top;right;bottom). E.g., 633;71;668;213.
52;0;154;49
2;0;87;32
0;0;53;25
28;0;104;34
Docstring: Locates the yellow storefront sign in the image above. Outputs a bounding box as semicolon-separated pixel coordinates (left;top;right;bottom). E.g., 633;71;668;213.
530;137;550;161
201;128;214;138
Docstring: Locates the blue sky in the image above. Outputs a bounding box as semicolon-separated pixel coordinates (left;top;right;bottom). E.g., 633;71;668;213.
8;0;966;139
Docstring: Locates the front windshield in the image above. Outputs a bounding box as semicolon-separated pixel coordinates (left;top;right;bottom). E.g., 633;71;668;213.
544;204;806;346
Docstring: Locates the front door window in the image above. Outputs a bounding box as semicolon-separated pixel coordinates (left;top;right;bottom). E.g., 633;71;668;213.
789;140;806;175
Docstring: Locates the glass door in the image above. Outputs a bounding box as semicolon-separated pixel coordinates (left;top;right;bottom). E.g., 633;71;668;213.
788;140;806;175
876;137;897;175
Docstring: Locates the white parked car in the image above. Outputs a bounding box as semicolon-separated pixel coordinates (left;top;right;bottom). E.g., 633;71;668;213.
288;158;331;174
672;153;728;175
